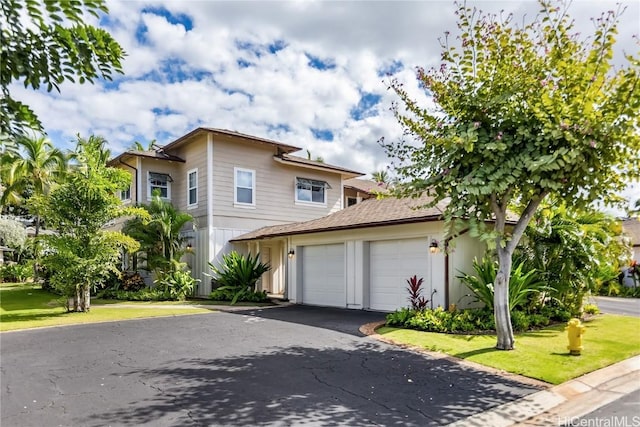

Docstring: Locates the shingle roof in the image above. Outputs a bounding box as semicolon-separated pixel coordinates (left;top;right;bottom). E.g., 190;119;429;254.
108;150;185;165
343;178;388;194
231;195;446;241
622;218;640;246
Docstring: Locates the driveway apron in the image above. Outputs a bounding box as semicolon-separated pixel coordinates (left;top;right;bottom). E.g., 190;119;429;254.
1;306;541;426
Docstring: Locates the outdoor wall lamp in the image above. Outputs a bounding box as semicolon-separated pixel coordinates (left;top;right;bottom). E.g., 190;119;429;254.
185;240;193;251
429;239;439;254
288;249;295;259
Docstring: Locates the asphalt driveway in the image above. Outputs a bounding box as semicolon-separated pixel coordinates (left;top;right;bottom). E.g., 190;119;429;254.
1;305;541;426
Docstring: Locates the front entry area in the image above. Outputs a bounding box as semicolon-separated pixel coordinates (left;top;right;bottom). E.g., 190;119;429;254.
258;242;285;296
301;244;346;307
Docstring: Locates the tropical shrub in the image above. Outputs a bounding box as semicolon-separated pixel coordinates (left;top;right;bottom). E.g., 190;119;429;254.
120;272;147;292
385;307;416;326
406;275;429;310
583;304;600;315
97;288;167;301
154;267;199;301
0;262;32;282
458;257;547;311
210;287;269;303
0;217;27;257
122;192;193;274
387;307;496;333
386;306;557;333
207;251;270;305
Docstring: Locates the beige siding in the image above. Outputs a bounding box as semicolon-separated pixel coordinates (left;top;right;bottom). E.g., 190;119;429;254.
211;135;342;228
113;165;137;204
168;136;208;220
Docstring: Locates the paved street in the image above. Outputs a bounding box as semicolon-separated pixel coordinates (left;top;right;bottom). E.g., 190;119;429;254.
592;296;640;317
570;389;640;427
1;306;541;426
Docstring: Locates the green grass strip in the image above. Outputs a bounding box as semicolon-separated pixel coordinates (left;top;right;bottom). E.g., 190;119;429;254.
377;314;640;384
1;283;213;332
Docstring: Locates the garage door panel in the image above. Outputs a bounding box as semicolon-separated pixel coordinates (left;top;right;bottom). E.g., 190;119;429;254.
302;244;345;308
370;238;430;312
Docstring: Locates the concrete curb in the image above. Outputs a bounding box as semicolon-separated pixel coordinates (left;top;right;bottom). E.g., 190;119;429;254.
361;321;640;427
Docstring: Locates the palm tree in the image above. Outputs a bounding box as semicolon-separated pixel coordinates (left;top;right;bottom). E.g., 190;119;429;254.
122;192;193;273
128;139;157;152
2;135;66;235
71;135;112;170
371;170;389;185
519;202;628;315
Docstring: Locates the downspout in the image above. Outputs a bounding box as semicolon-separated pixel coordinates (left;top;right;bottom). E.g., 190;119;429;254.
444;228;470;309
119;159;138;204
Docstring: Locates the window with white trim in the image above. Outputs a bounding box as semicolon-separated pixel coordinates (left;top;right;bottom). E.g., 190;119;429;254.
296;177;328;204
234;167;255;205
119;185;131;202
148;172;171;200
187;168;198;207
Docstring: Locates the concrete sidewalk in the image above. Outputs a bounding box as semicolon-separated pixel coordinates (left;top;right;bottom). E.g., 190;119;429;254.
446;355;640;426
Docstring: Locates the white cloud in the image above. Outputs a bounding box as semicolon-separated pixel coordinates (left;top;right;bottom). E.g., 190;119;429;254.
7;0;639;202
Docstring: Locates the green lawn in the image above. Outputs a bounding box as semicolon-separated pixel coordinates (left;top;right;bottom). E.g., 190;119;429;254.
1;283;214;332
377;314;640;384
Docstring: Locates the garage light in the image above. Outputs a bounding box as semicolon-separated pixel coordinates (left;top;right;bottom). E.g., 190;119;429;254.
288;249;295;259
429;239;439;254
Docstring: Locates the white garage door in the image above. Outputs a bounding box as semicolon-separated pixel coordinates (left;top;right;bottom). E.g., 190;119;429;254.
369;238;430;311
302;244;346;307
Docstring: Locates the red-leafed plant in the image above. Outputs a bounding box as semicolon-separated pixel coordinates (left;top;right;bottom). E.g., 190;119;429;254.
406;275;429;310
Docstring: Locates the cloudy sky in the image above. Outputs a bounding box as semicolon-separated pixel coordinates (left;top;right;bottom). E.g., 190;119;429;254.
11;0;640;206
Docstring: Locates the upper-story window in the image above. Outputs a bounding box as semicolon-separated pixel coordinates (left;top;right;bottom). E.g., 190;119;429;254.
346;196;358;207
148;172;171;200
187;168;198;207
296;177;328;205
119;185;131;202
234;167;255;206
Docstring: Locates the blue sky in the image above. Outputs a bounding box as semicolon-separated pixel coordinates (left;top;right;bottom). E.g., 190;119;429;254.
10;0;640;208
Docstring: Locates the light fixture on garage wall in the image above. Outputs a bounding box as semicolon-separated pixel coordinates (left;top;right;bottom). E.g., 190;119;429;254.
288;249;295;259
429;239;439;254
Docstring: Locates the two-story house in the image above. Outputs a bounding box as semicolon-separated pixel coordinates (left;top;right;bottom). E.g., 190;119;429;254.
109;127;363;297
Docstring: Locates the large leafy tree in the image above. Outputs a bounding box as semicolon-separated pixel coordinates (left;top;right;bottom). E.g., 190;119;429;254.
0;0;125;138
384;1;639;349
37;135;146;312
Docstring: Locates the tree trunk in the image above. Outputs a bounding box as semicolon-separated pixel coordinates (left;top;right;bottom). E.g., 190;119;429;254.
73;286;82;312
79;284;91;312
70;284;91;312
494;247;515;350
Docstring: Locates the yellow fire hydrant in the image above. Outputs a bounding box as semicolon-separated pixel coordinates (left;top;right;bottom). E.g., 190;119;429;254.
566;318;586;356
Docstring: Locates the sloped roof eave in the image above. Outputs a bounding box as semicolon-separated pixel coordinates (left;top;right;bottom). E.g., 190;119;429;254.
274;155;364;179
161;127;303;153
230;215;443;242
108;151;185;165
